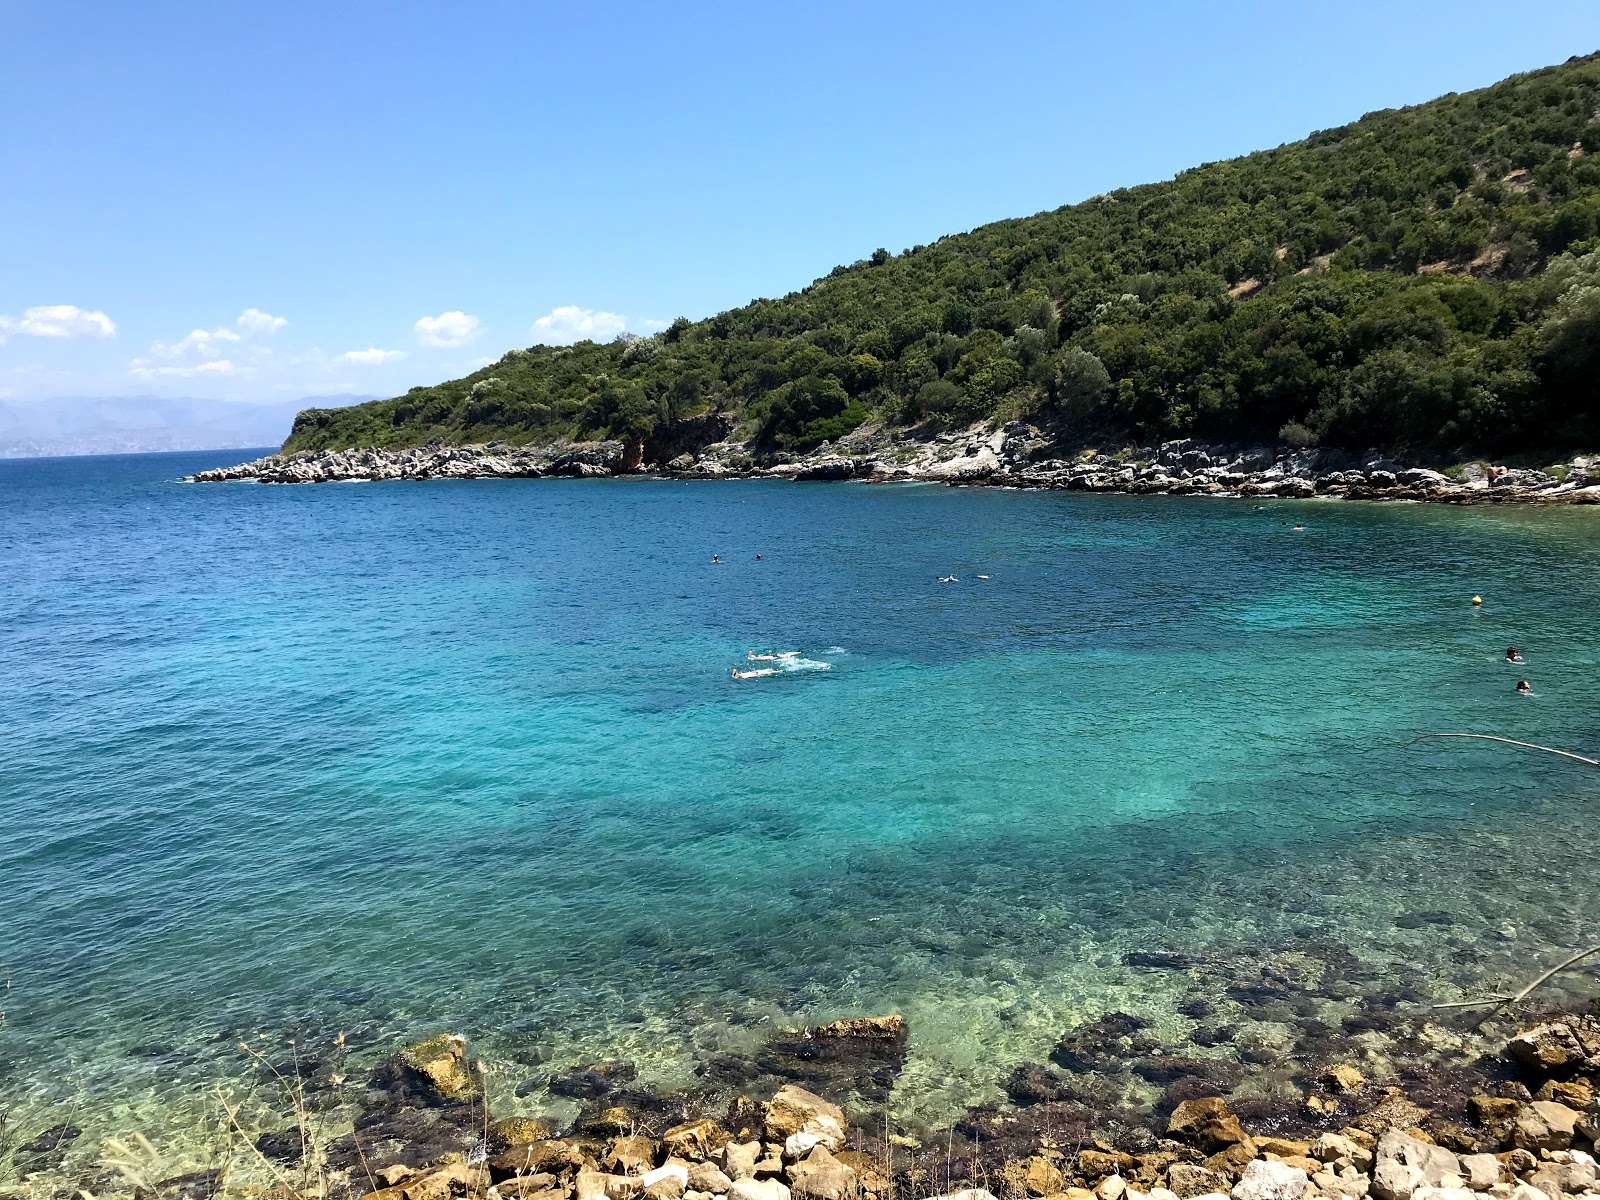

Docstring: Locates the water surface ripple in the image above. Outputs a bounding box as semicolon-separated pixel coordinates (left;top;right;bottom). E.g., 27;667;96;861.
3;450;1599;1145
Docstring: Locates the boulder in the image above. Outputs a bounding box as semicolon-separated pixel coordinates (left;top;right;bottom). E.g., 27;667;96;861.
1352;1090;1431;1137
370;1033;482;1107
488;1117;556;1153
1511;1101;1578;1152
687;1161;734;1194
642;1163;690;1200
1456;1155;1499;1191
1168;1098;1253;1154
1374;1131;1460;1189
489;1139;586;1182
790;1145;860;1200
1231;1160;1308;1200
722;1141;762;1181
1371;1159;1422;1200
730;1180;791;1200
1507;1015;1600;1078
794;458;858;482
764;1086;845;1152
1321;1066;1366;1094
1081;1150;1140;1179
1168;1166;1232;1199
662;1119;730;1162
606;1135;658;1175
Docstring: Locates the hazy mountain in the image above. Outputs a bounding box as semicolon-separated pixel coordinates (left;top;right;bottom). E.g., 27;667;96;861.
0;395;376;458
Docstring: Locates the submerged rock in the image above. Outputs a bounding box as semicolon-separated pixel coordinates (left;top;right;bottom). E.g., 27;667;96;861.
369;1033;482;1107
549;1059;639;1099
12;1123;83;1174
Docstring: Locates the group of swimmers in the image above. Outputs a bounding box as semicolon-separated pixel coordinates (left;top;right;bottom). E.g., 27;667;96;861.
731;650;798;680
1506;645;1534;694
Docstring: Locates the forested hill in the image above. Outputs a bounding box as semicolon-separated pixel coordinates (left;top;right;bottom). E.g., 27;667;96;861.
287;53;1600;457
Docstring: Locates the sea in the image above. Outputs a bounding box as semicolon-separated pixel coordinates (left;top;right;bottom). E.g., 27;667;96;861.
3;449;1599;1179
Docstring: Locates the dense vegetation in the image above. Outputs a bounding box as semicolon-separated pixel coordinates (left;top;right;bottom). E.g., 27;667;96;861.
286;53;1600;457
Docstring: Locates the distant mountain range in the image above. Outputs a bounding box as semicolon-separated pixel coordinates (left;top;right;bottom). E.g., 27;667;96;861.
0;395;376;458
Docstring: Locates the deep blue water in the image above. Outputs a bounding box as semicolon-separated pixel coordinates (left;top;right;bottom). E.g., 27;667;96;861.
3;449;1600;1160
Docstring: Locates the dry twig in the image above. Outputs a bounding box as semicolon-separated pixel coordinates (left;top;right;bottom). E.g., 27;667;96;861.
1433;943;1600;1012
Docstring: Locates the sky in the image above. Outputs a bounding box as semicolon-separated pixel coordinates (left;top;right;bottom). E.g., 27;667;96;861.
2;0;1598;407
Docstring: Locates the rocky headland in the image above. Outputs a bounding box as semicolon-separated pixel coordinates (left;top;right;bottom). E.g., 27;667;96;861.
188;422;1600;506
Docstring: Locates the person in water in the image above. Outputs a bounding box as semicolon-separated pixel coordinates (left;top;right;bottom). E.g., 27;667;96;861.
1506;646;1524;663
731;666;778;679
755;554;762;561
1515;679;1532;694
748;650;800;661
711;554;721;563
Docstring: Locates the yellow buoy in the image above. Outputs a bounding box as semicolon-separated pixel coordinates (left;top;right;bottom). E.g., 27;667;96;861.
1472;595;1482;605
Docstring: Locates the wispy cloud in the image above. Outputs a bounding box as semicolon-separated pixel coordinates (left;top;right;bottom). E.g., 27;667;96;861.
129;359;237;379
129;308;287;379
530;305;629;345
341;347;405;365
414;310;480;347
0;305;117;338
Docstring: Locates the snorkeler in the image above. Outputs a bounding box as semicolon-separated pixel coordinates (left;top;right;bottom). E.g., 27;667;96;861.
1505;646;1524;663
1515;679;1532;694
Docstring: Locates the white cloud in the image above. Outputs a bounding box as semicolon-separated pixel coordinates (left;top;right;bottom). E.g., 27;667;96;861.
341;347;405;365
235;308;287;336
0;305;117;338
414;310;480;347
128;358;236;379
530;305;628;345
131;307;289;378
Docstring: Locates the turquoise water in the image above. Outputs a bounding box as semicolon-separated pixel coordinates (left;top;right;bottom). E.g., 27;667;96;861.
4;450;1600;1172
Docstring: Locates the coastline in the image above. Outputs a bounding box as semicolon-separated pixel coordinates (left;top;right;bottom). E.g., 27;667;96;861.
186;424;1600;507
12;1001;1599;1200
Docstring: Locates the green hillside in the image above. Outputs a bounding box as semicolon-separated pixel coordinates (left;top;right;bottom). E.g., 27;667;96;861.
286;53;1600;457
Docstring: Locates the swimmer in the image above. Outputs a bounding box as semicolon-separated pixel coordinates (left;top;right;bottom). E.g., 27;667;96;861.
755;554;762;561
1506;646;1524;663
939;575;958;583
977;574;991;579
1515;679;1532;695
748;650;802;661
731;666;778;679
711;554;721;564
1293;524;1304;531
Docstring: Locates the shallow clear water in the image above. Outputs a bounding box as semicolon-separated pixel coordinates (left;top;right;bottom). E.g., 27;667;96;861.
3;451;1600;1172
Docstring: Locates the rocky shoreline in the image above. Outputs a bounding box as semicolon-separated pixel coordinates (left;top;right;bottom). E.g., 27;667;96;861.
12;1002;1600;1200
187;422;1600;506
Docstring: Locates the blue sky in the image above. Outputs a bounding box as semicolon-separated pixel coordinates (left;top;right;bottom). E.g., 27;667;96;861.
2;0;1597;405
